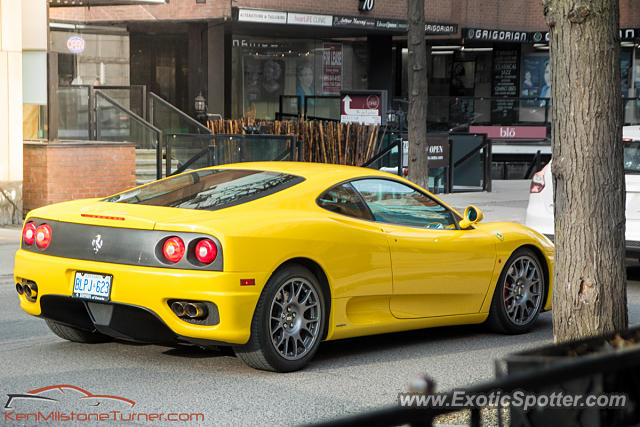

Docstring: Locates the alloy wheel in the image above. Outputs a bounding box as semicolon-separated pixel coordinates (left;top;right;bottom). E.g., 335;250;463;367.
269;278;321;361
502;255;543;326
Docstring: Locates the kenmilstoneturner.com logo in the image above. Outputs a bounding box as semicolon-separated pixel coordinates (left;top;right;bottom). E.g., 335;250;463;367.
4;384;204;423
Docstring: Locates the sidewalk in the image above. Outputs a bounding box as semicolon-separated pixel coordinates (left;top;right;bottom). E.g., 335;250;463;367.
0;226;20;276
439;180;530;224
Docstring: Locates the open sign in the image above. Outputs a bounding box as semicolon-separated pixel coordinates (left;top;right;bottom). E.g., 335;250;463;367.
67;36;85;54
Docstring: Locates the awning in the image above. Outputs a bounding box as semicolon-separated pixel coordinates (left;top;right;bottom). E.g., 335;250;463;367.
49;0;167;6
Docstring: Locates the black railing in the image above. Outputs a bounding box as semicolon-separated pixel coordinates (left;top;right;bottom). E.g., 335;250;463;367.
277;95;302;121
95;90;163;180
368;132;491;194
450;133;492;192
147;92;212;135
167;134;301;177
362;138;403;177
314;335;640;427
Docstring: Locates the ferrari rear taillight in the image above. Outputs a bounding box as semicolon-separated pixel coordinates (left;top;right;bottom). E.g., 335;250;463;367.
195;239;217;264
35;224;52;248
23;222;37;245
530;165;547;193
163;237;185;263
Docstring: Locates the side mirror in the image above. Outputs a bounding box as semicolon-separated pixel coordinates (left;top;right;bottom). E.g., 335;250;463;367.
458;205;484;229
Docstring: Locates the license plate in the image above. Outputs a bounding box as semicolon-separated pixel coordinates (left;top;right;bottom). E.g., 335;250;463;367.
73;272;112;302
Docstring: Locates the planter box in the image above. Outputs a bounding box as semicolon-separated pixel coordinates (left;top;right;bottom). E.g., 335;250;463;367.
23;141;136;212
496;326;640;427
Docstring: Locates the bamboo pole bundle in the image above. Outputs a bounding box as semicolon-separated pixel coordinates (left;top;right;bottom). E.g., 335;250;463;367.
205;118;385;166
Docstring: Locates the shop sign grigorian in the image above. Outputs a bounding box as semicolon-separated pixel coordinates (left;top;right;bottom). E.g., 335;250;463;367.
465;28;529;42
425;23;457;35
465;27;640;43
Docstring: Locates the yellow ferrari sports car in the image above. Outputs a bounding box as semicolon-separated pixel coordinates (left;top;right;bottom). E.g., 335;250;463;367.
14;162;553;372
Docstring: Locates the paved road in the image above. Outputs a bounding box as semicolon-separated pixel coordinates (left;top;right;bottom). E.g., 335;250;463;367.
2;185;640;426
2;273;640;426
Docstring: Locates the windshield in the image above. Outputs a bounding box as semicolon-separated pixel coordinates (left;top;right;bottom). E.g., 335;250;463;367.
104;169;304;210
624;141;640;174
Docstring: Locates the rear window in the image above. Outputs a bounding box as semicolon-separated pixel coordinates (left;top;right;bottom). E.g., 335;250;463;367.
104;169;304;210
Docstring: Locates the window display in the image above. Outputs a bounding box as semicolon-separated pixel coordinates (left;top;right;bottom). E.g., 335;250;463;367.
231;37;367;120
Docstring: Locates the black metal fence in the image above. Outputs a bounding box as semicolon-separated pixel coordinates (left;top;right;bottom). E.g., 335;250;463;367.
315;327;640;427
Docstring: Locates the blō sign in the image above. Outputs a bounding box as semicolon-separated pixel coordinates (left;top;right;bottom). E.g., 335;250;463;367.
340;91;385;125
469;126;547;139
67;36;85;54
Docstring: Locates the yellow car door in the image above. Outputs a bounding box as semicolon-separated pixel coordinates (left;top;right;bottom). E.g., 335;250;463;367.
351;178;497;319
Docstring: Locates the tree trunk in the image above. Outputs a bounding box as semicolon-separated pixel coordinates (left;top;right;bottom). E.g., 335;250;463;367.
406;0;429;189
546;0;628;341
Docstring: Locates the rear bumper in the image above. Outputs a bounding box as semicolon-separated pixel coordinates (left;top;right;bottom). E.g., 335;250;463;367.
14;249;265;345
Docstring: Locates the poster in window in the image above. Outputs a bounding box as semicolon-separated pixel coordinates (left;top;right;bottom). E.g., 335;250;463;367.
322;43;343;95
243;56;285;104
521;55;549;107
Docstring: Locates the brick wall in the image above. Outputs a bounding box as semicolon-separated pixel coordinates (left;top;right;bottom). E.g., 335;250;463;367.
23;142;136;212
49;0;229;22
48;0;640;31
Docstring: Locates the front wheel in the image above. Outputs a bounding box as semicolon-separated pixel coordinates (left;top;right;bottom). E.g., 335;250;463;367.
487;248;546;334
234;264;325;372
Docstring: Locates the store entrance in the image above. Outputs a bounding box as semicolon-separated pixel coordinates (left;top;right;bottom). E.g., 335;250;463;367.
130;32;189;114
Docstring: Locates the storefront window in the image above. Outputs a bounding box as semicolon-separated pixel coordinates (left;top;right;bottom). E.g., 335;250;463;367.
231;37;368;120
519;47;549;123
50;29;130;87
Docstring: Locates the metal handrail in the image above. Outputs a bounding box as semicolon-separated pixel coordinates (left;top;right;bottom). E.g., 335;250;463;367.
278;95;302;120
165;133;213;176
94;84;147;118
362;138;402;177
147;92;212;135
449;132;492;192
304;95;340;118
170;145;213;176
95;90;164;180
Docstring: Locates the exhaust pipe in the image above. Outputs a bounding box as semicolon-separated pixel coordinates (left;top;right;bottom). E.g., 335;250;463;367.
16;283;23;295
170;301;187;317
185;302;208;319
23;281;37;300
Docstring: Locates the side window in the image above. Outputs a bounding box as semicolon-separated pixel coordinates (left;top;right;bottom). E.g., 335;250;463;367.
351;179;457;229
317;183;374;221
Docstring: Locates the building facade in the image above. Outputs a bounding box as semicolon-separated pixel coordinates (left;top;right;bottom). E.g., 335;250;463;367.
2;0;640;223
47;1;640;124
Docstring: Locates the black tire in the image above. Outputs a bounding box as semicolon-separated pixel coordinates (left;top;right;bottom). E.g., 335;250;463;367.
45;319;113;343
487;248;546;334
234;264;326;372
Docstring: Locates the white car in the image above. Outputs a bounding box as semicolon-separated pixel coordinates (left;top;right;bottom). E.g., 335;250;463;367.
525;126;640;257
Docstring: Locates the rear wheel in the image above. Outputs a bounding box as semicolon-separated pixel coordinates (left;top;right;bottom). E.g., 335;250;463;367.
487;248;546;334
234;264;325;372
45;319;112;343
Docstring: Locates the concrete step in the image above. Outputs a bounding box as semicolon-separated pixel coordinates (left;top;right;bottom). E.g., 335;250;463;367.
136;158;180;167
